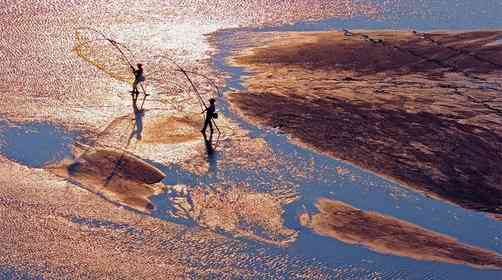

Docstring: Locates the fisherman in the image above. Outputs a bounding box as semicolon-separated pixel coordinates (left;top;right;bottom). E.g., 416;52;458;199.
201;98;217;137
131;63;146;96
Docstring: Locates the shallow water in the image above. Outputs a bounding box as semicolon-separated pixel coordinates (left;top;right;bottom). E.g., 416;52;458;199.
0;266;42;280
1;1;502;279
0;120;81;167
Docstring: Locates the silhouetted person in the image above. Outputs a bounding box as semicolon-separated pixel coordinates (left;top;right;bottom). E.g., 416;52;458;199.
131;63;146;96
201;98;216;137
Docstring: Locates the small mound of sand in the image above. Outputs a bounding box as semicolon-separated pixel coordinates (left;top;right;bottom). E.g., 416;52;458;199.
48;146;166;212
96;113;203;150
301;198;502;269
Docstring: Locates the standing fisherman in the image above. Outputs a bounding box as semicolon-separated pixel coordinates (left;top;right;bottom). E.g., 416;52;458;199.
201;98;217;138
131;63;147;96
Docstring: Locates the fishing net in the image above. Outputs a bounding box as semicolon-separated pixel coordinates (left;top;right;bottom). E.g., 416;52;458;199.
73;28;220;113
73;28;135;83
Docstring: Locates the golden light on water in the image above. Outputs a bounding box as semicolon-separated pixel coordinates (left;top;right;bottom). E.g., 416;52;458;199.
2;1;502;279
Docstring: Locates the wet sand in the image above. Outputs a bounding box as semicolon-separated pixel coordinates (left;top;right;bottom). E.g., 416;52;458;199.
3;1;502;278
142;116;201;144
228;30;502;216
301;198;502;269
49;145;166;212
168;184;298;245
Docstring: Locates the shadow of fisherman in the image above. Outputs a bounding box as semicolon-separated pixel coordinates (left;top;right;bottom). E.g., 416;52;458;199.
129;92;144;143
204;135;218;177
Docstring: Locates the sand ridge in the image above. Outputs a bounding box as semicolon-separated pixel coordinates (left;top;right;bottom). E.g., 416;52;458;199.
301;198;502;269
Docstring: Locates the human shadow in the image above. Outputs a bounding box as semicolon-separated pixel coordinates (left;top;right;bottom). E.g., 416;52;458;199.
203;133;218;177
129;92;145;143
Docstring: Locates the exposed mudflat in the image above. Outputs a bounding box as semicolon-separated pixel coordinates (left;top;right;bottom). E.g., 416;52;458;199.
301;198;502;269
3;1;502;278
0;155;332;279
228;30;502;216
49;146;166;212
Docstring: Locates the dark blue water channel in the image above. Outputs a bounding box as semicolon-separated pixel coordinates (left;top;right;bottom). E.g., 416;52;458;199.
0;265;43;280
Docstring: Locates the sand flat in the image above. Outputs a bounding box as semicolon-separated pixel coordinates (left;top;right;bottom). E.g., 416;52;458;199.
48;146;165;212
228;30;502;216
301;198;502;269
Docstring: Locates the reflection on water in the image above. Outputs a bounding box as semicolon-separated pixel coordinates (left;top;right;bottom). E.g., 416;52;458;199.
2;0;502;278
129;93;145;142
204;139;218;177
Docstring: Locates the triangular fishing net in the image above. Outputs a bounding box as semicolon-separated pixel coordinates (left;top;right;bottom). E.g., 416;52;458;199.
73;28;220;113
73;28;135;83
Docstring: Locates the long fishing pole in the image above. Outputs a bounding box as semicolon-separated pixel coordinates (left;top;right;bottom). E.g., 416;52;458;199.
148;68;221;99
76;27;136;69
76;27;147;96
156;55;208;112
180;70;222;97
109;39;135;69
157;55;222;142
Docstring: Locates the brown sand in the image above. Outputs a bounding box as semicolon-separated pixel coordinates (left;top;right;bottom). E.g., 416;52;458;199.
228;30;502;216
49;146;165;212
301;198;502;269
95;112;203;148
236;30;502;74
142;116;202;144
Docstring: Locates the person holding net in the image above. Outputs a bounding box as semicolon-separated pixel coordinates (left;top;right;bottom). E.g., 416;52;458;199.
131;63;147;97
201;98;217;138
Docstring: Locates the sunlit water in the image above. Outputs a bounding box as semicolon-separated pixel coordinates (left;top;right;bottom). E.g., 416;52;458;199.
1;0;502;279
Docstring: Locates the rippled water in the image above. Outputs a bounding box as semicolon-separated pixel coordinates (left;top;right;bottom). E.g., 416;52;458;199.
1;1;502;279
